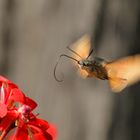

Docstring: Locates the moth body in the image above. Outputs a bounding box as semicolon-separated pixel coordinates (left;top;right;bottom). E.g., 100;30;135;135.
54;35;140;92
78;57;108;80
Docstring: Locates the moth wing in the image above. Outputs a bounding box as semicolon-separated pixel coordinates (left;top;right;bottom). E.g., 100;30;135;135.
108;77;127;93
71;34;91;61
106;54;140;91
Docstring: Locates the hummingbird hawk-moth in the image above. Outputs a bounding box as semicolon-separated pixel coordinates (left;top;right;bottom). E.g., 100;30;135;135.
54;35;140;92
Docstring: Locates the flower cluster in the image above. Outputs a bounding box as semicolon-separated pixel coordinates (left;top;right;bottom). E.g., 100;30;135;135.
0;76;56;140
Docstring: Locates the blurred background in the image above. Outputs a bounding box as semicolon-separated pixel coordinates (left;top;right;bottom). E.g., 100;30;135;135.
0;0;140;140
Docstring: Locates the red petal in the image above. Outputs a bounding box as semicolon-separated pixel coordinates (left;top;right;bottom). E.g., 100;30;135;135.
0;76;12;83
28;132;53;140
0;103;7;118
29;118;49;130
46;124;57;140
0;76;18;88
0;111;18;139
9;127;28;140
8;89;25;103
0;83;6;103
27;125;53;140
25;97;37;110
0;82;18;104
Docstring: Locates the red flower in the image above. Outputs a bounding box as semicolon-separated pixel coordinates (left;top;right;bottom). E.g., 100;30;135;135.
0;76;57;140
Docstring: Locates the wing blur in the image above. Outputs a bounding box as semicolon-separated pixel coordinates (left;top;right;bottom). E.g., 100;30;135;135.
108;77;127;93
70;35;91;78
71;34;91;61
105;54;140;92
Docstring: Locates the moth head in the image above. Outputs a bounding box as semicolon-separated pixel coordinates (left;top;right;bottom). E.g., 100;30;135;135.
78;59;92;69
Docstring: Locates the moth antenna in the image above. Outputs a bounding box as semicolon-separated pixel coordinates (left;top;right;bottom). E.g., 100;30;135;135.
54;57;64;82
87;49;94;59
54;54;79;82
67;46;82;59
